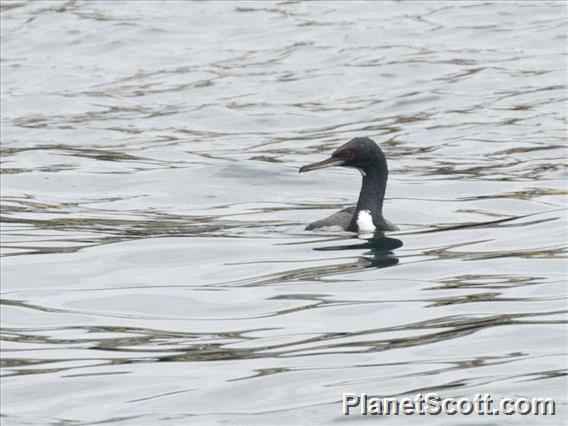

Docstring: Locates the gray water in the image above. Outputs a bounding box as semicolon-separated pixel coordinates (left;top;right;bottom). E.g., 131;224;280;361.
1;1;567;425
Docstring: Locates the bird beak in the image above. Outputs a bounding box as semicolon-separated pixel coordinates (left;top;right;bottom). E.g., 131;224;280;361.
299;157;345;173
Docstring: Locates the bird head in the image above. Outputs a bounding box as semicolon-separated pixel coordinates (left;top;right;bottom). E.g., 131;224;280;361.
299;137;385;175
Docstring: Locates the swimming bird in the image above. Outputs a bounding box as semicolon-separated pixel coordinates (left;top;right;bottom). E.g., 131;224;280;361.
299;137;398;232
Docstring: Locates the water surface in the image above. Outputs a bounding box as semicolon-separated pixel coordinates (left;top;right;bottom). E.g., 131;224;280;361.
1;1;567;424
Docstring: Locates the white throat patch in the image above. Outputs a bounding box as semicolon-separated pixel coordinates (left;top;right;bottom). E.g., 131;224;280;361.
348;166;366;177
356;210;376;232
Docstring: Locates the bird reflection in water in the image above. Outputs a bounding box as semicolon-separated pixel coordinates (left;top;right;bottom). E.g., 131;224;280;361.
220;233;402;287
314;232;402;270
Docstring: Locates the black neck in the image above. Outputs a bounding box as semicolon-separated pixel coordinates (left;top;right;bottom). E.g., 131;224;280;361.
347;162;388;231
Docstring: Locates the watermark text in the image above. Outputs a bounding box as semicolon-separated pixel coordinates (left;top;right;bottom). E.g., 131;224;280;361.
342;393;556;416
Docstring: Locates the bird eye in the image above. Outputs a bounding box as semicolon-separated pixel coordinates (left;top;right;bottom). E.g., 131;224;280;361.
333;148;356;160
342;149;356;159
